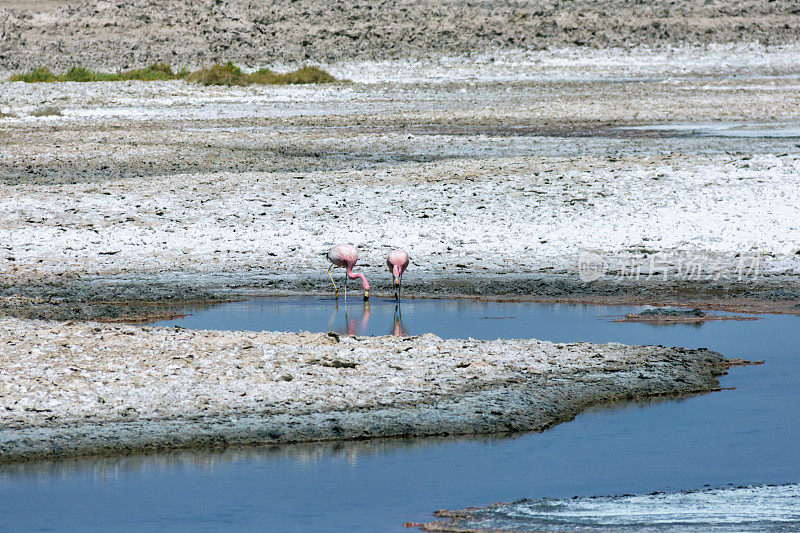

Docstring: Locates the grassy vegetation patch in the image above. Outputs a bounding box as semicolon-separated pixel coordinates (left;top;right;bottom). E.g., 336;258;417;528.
186;63;340;86
63;66;116;82
9;63;188;83
185;62;249;86
117;63;189;81
251;66;338;85
10;63;340;86
9;67;56;83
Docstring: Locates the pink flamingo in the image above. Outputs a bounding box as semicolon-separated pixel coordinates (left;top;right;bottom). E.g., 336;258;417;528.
326;244;370;301
386;249;410;300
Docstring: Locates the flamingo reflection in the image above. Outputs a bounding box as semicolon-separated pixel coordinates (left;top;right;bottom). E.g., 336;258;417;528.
391;304;408;337
328;301;371;336
326;302;409;337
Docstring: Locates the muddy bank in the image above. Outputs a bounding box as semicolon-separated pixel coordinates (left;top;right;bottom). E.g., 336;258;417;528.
614;307;760;324
2;271;800;322
2;0;800;71
0;316;738;463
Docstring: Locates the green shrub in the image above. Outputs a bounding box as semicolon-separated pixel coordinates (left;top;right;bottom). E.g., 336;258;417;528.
185;61;249;86
9;63;341;86
63;66;95;82
9;67;56;82
10;64;182;83
117;63;177;81
279;66;338;84
186;63;340;86
248;65;338;85
249;68;282;85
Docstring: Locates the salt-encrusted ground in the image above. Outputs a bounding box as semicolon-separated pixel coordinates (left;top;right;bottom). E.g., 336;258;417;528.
2;154;799;279
0;46;793;460
0;316;733;462
1;46;800;314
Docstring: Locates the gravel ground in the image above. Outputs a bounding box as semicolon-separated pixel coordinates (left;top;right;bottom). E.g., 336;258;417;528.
0;316;736;462
1;0;799;71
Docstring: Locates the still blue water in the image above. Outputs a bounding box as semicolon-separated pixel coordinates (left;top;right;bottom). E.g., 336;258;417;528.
1;297;798;532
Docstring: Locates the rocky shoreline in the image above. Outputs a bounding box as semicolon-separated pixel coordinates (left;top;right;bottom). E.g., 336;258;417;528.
0;316;739;463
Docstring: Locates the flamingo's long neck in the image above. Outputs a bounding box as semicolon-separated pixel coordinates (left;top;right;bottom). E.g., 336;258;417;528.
346;266;370;291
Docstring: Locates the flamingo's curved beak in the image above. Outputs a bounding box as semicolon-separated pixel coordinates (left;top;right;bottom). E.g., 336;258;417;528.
363;290;369;301
394;278;400;286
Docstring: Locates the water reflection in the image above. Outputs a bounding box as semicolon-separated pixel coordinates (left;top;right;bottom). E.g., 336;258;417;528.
0;394;692;483
0;434;510;480
325;301;409;337
328;301;372;336
150;296;729;341
391;304;408;337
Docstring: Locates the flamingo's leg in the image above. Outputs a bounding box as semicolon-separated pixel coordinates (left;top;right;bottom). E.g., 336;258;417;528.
326;266;339;298
343;273;347;305
398;275;403;300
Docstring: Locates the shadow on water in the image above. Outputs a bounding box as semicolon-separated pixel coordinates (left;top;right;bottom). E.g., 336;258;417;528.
1;296;799;532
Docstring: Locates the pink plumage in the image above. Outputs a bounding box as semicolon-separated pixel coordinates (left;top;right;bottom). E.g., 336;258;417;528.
386;249;409;279
326;244;370;299
387;249;410;300
327;244;358;269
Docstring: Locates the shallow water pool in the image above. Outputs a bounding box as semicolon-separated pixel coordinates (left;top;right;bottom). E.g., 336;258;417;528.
152;295;753;342
1;297;798;532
